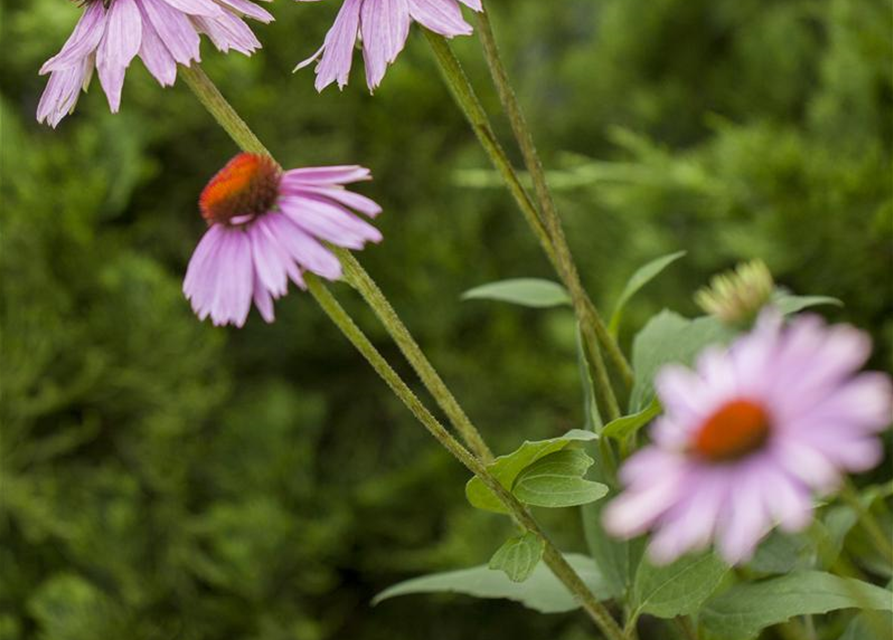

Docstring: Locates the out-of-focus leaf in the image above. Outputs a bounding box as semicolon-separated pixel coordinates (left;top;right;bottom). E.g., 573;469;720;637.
512;450;608;508
373;553;612;614
609;251;686;334
488;532;544;582
630;552;728;620
465;430;597;514
461;279;571;308
628;311;735;412
701;572;893;640
772;291;843;315
602;398;662;441
746;531;813;574
841;611;893;640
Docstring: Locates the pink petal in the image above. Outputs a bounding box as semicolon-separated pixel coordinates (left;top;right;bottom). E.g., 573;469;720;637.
360;0;411;91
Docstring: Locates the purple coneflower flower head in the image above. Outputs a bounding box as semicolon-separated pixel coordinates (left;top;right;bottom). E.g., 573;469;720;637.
37;0;274;127
295;0;482;92
604;312;892;566
184;153;382;327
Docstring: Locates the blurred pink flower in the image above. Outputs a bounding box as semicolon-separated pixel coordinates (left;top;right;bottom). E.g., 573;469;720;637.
296;0;482;92
604;312;892;565
38;0;273;127
184;153;382;327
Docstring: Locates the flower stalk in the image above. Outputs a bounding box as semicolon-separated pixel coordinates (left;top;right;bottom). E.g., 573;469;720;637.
473;5;633;392
336;247;494;463
182;63;625;639
180;64;269;157
305;274;625;640
423;30;622;421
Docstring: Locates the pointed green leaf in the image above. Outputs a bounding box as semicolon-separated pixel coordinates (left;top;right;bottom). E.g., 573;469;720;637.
512;450;608;508
609;251;686;334
488;532;544;582
373;553;613;614
631;552;728;620
629;311;735;412
462;279;571;308
465;429;598;514
602;398;662;441
746;531;814;574
772;291;842;316
701;572;893;640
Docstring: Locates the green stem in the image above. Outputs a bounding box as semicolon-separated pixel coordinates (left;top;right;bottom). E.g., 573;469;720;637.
473;7;633;392
180;64;269;156
841;481;893;565
182;63;624;640
336;248;493;463
306;276;624;640
424;31;621;421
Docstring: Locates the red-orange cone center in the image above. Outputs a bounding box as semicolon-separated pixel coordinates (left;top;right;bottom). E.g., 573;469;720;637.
200;153;281;225
693;399;771;462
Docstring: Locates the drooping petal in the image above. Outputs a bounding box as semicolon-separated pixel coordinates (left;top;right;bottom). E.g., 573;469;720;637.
140;0;203;65
278;194;383;249
36;60;93;128
40;2;107;74
138;6;179;86
96;0;144;112
360;0;411;91
304;0;363;91
192;10;263;54
407;0;472;37
214;0;274;23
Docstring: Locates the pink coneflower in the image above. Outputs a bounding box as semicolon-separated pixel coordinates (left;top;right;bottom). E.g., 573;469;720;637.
604;312;892;565
184;153;382;326
37;0;274;127
296;0;482;92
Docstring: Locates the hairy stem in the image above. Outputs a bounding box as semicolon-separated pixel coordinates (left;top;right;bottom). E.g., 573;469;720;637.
336;248;493;463
183;62;623;638
424;30;622;421
474;7;632;391
306;275;624;640
180;64;269;156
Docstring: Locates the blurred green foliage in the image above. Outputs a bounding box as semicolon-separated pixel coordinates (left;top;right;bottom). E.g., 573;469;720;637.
1;0;890;638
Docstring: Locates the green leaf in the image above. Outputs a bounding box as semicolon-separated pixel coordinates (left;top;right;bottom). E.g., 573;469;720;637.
581;494;644;601
461;278;571;308
628;311;735;412
602;397;662;441
772;291;843;316
512;450;608;508
465;429;598;514
609;251;686;334
580;442;645;599
373;553;612;614
701;572;893;640
841;611;893;640
631;552;728;620
488;532;544;582
746;531;813;574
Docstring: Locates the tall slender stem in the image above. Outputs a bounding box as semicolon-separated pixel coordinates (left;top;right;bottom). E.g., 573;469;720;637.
424;31;622;421
336;248;493;463
473;7;633;393
181;63;624;639
306;275;624;640
180;64;269;156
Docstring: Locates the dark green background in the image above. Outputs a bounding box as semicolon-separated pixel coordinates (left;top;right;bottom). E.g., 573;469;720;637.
1;0;890;638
